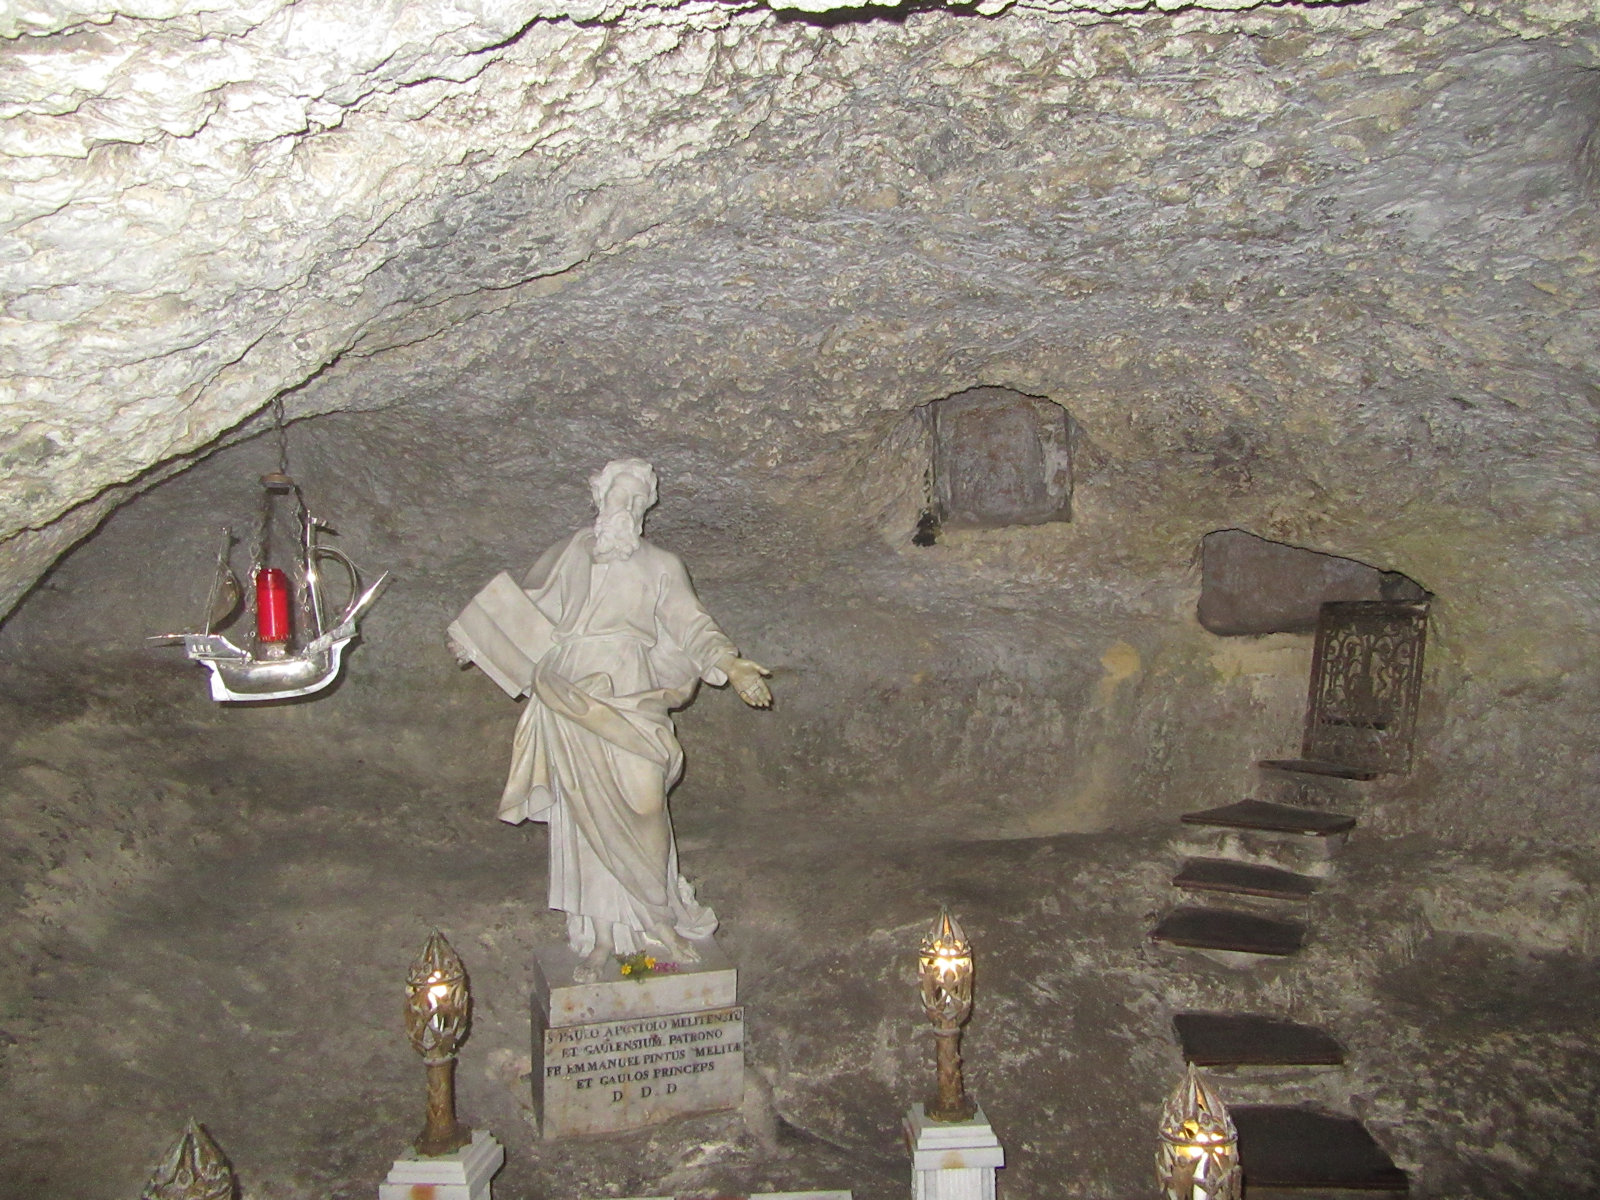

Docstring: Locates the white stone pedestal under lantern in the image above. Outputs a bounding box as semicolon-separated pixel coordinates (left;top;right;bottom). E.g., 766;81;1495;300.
903;1103;1005;1200
379;1129;504;1200
532;936;744;1138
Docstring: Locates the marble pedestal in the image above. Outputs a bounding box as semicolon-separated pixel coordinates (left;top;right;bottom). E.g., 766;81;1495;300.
533;937;743;1138
903;1104;1004;1200
379;1129;504;1200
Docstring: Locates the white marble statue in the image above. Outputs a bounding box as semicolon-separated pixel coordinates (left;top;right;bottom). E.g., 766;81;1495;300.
449;459;771;982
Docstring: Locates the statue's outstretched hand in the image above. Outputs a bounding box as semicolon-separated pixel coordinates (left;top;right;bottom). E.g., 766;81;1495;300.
723;656;773;708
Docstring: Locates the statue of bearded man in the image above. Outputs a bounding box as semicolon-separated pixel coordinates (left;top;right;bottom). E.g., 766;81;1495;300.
464;459;771;982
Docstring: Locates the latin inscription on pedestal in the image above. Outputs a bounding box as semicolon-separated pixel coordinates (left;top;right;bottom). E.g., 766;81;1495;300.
538;1006;744;1136
532;938;745;1138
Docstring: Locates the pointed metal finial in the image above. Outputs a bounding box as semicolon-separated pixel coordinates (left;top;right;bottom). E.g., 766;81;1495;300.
140;1120;236;1200
1157;1063;1241;1200
922;907;970;958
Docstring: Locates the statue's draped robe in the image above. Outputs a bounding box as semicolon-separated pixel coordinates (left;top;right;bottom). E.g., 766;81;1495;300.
498;530;734;955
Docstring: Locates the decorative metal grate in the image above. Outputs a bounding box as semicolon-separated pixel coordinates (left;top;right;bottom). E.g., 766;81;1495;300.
1300;600;1429;775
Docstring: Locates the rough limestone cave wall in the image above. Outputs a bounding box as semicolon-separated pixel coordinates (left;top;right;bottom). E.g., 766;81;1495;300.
2;2;1600;1195
4;0;1598;841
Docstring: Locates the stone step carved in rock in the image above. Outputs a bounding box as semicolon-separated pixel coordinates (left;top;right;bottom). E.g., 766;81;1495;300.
1182;799;1356;839
1261;776;1365;812
1173;858;1321;903
1150;907;1307;957
1232;1105;1408;1195
1258;757;1381;782
1170;827;1341;876
1173;1013;1346;1068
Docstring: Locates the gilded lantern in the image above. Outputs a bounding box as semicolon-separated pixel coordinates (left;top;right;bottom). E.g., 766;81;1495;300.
403;930;473;1157
406;930;470;1062
918;907;977;1122
918;908;974;1028
1156;1063;1242;1200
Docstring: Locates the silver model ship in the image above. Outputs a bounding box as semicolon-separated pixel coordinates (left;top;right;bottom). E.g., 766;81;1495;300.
150;472;389;703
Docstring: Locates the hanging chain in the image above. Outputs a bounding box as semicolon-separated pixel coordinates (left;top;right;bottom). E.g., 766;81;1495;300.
273;393;290;478
247;396;291;577
256;479;275;572
273;394;317;631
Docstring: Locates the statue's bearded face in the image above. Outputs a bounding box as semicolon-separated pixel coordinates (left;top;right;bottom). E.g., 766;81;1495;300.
593;478;648;561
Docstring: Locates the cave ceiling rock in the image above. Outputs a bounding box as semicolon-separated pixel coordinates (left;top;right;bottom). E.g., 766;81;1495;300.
1;0;1598;622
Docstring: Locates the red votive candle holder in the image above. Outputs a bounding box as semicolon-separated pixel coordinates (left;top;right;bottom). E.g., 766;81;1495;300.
254;567;292;644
